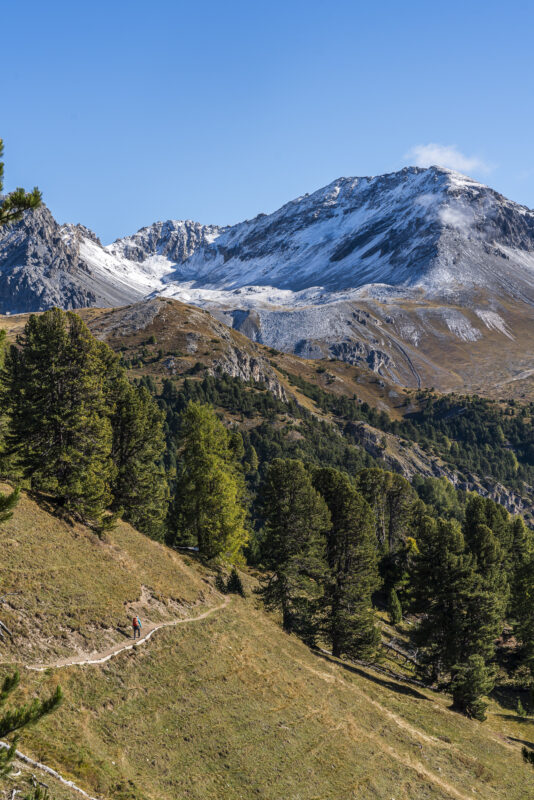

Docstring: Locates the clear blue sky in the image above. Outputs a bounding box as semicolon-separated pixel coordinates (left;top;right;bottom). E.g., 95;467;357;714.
2;0;533;243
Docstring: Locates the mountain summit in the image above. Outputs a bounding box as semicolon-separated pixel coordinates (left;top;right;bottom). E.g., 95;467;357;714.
156;165;534;302
1;166;533;393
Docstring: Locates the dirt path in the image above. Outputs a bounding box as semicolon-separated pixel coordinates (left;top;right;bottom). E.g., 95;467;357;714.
26;595;230;672
282;648;488;800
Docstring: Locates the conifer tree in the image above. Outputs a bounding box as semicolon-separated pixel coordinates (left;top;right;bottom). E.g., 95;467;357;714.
0;486;19;524
463;495;508;616
312;467;380;660
0;138;41;227
226;566;245;597
169;402;248;562
109;375;168;539
412;514;500;700
512;552;534;676
450;654;494;721
259;459;330;639
2;309;115;525
356;468;417;553
388;586;402;625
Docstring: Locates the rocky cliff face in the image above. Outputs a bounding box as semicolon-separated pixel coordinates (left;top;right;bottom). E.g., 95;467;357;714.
348;420;533;521
163;166;534;299
107;219;222;264
0;206;144;312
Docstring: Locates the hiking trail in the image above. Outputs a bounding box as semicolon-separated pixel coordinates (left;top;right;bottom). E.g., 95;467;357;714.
26;595;230;672
2;595;230;800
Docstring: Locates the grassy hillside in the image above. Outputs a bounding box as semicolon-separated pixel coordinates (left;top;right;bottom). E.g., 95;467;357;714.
1;492;534;800
0;486;216;664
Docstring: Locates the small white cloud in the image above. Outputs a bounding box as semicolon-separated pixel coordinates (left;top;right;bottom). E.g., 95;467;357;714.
405;143;492;175
438;205;474;233
414;193;436;208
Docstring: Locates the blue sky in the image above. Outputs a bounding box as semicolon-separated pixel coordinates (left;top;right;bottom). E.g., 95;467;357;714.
2;0;533;243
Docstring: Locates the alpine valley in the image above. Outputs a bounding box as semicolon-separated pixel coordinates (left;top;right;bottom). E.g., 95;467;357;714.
1;165;533;397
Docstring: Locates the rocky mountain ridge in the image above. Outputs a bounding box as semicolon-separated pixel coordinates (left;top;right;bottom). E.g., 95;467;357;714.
1;166;533;395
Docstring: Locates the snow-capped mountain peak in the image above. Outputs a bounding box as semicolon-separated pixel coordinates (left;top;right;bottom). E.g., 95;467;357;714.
1;165;533;394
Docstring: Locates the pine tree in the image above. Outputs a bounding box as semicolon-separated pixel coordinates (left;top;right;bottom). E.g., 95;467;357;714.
0;138;41;227
2;309;115;525
312;467;380;660
226;566;245;597
0;671;62;776
245;444;259;475
356;468;417;553
512;552;534;676
109;375;168;539
259;459;330;640
388;586;402;625
463;495;508;616
412;514;500;695
169;402;248;562
450;655;494;721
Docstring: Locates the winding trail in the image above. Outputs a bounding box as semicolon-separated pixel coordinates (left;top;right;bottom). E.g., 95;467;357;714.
26;595;230;672
4;595;230;800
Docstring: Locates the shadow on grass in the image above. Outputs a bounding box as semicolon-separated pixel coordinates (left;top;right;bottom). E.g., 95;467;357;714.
508;736;534;750
115;627;132;639
497;714;534;724
312;649;430;701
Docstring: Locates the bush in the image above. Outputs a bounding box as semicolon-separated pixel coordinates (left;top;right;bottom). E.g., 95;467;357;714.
517;698;528;719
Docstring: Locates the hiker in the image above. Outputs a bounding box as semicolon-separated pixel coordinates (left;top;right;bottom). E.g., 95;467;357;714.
132;616;142;639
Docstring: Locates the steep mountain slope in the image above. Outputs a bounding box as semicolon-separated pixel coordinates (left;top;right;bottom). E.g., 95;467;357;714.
1;490;533;800
159;166;534;299
1;166;533;394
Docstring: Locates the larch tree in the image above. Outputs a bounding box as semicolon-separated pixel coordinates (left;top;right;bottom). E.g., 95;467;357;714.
169;402;248;562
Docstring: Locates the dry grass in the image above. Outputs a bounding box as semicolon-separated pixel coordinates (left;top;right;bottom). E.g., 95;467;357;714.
1;492;533;800
0;488;214;663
